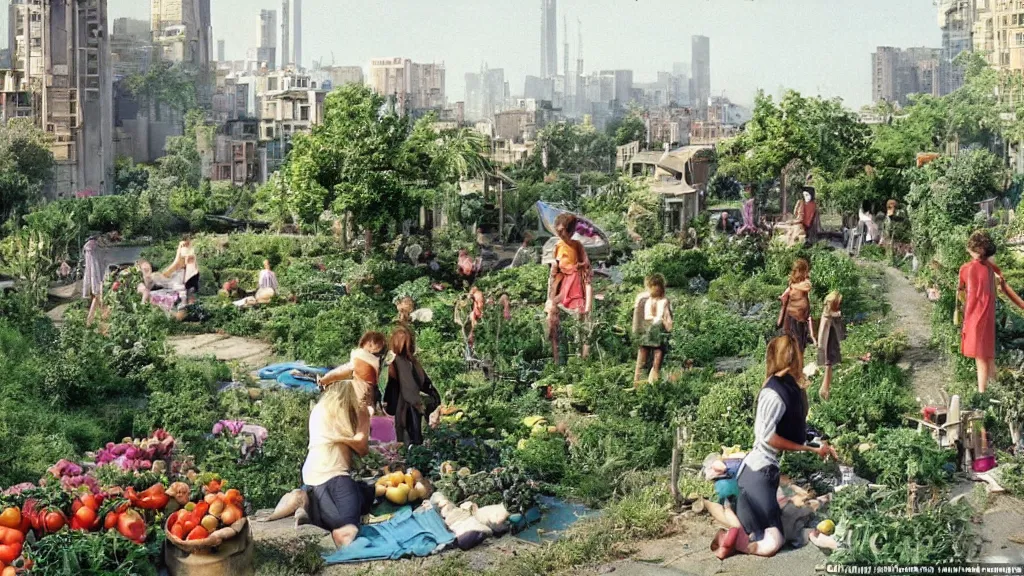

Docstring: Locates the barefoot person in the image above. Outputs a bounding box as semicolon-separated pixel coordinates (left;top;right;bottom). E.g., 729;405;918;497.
955;230;1024;393
709;335;836;559
816;291;845;401
163;235;200;304
300;380;373;548
632;274;673;385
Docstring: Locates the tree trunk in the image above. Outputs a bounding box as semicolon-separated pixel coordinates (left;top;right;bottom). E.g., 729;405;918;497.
364;228;372;257
781;171;788;218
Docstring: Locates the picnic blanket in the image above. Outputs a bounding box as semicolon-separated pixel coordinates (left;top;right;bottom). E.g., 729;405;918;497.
149;289;185;313
257;362;331;392
322;506;454;564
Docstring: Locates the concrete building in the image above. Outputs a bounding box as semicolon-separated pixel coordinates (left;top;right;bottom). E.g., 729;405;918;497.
197;118;261;184
281;0;290;68
256;9;277;70
111;17;152;77
626;146;713;234
598;70;634;105
939;0;974;95
691;36;710;120
7;0;114;198
368;58;445;116
524;75;554;101
465;66;506;121
973;0;1022;71
217;39;225;62
151;0;211;69
322;65;364;89
645;108;692;148
540;0;557;78
871;46;941;105
293;0;302;69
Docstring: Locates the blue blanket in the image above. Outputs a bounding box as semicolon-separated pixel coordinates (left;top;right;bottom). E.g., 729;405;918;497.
323;506;454;564
257;362;330;380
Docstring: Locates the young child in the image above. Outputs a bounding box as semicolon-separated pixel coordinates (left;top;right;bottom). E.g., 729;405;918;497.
546;213;593;364
632;274;674;385
816;291;845;401
955;230;1024;393
778;259;817;353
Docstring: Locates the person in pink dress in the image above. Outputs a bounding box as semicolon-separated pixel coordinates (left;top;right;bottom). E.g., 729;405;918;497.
956;230;1024;393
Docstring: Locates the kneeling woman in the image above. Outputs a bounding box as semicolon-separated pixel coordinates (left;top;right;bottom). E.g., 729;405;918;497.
301;380;374;548
711;335;836;559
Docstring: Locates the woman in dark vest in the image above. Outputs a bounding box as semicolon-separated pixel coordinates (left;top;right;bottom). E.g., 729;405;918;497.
710;334;836;559
384;326;440;446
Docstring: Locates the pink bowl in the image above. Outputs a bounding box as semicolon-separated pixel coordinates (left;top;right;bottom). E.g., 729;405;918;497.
371;416;397;443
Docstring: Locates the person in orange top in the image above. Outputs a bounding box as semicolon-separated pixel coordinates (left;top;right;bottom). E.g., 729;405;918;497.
800;187;819;245
955;230;1024;393
546;212;592;364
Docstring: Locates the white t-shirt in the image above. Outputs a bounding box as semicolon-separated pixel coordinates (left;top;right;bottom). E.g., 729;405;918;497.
301;401;358;487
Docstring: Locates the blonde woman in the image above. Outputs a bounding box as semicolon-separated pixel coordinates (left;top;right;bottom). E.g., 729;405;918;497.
710;335;835;559
300;380;372;548
816;291;845;401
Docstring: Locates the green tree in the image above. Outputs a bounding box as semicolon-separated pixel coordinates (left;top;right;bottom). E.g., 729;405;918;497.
538;123;616;173
125;61;198;119
283;85;416;246
0;119;55;224
609;113;646;146
155;109;206;190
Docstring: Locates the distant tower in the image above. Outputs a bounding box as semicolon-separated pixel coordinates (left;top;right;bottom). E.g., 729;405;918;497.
540;0;557;78
563;16;570;108
217;39;225;62
576;18;584;113
294;0;302;68
282;0;290;67
691;35;711;121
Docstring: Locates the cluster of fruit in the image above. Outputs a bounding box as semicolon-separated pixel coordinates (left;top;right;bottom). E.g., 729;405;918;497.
375;469;432;506
165;482;245;543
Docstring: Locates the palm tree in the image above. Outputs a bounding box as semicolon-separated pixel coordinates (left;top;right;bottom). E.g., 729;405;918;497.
432;127;491;183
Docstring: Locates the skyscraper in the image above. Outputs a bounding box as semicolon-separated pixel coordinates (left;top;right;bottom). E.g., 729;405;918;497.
282;0;290;67
8;0;113;197
257;9;277;69
691;36;710;120
151;0;211;68
540;0;557;78
217;39;225;62
294;0;302;69
939;0;973;95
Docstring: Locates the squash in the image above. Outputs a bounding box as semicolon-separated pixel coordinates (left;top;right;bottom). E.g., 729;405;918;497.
385;484;410;505
375;484;387;498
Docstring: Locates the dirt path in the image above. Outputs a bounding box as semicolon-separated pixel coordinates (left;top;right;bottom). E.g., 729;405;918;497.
168;333;275;370
881;266;950;407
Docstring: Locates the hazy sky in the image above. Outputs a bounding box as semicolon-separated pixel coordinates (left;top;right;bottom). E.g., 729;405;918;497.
106;0;941;108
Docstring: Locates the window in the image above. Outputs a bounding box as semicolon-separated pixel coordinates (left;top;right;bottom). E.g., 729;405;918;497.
300;106;309;121
265;127;274;139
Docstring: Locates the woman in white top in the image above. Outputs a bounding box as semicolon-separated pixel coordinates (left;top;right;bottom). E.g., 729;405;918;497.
164;236;200;303
300;380;372;548
82;236;104;326
255;259;279;303
631;274;674;385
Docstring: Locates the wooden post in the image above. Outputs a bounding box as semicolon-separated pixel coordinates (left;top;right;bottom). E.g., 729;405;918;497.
498;179;504;244
670;426;684;505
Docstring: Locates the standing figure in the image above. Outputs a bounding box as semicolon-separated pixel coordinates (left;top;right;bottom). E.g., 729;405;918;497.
384;326;440;446
546;213;593;364
164;235;200;304
800;187;820;245
457;249;480;288
82;236;104;326
737;186;758;236
816;291;845;401
955;231;1024;393
468;286;485;348
396;296;415;326
777;259;817;354
632;274;674;385
510;234;536;268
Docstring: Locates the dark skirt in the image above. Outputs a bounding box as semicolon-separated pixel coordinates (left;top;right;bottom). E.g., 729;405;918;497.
307;475;374;531
735;464;782;542
817;330;842;366
783;314;810;352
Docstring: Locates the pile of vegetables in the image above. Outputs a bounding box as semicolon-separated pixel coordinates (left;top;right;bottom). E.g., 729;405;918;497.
375;469;432;506
165;481;246;543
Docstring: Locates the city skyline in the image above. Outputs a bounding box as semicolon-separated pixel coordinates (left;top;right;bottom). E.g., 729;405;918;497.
101;0;939;108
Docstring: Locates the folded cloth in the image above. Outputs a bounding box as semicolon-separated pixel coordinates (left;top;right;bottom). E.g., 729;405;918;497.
258;362;328;380
323;506;454;564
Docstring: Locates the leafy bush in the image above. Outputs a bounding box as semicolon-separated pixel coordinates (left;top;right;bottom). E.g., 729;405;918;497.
853;428;955;486
810;361;915;438
621;243;714;288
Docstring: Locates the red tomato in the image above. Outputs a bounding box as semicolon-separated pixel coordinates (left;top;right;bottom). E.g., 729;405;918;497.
1;565;15;576
42;510;66;534
103;511;119;531
79;493;99;511
116;510;146;543
74;506;97;530
170;523;185;540
185;526;209;541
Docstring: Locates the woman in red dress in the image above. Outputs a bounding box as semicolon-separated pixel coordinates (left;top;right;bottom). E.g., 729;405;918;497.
956;230;1024;393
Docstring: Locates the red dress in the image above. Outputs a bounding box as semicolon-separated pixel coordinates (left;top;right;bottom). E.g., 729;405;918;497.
959;259;996;360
